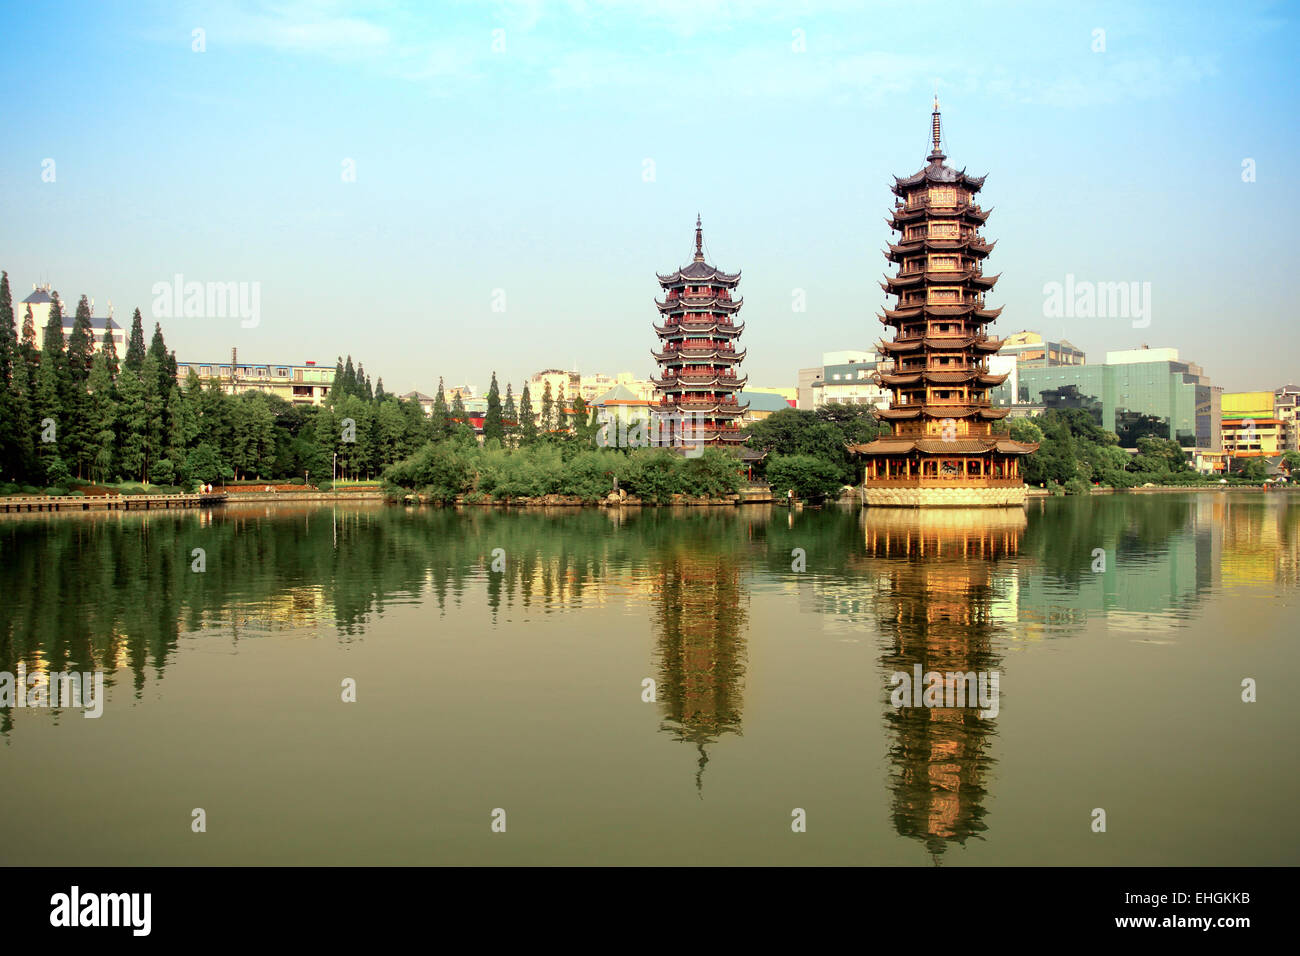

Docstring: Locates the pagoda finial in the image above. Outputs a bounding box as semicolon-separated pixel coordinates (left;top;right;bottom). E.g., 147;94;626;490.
929;95;945;163
693;214;704;261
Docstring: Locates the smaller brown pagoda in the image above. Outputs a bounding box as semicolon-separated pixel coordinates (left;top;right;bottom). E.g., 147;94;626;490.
850;99;1037;507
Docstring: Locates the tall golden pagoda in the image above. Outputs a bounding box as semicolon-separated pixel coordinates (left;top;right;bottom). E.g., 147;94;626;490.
851;99;1037;507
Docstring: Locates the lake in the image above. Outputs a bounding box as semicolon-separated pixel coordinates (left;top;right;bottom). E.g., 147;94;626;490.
1;494;1296;865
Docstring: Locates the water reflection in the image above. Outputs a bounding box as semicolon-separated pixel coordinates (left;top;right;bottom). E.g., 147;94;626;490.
865;508;1024;860
651;543;748;795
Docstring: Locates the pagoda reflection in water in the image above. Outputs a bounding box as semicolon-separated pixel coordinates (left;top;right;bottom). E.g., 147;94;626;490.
650;541;749;796
863;507;1024;860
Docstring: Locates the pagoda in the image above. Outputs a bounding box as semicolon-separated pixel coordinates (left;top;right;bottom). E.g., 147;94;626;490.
851;99;1038;507
651;217;748;448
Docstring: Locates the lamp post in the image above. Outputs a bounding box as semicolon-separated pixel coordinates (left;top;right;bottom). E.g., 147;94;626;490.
332;452;337;495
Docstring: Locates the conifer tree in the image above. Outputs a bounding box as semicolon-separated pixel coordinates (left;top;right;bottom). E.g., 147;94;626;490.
540;381;554;433
124;308;146;371
101;324;120;378
328;356;344;404
503;383;517;439
0;273;16;475
484;372;504;442
87;349;117;483
431;378;450;440
518;384;536;445
450;391;467;424
34;293;70;478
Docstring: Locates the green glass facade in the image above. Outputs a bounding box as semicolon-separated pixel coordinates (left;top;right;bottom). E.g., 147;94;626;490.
1009;361;1215;449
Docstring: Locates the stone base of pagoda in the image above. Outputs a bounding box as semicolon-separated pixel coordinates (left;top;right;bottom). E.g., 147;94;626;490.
862;479;1027;508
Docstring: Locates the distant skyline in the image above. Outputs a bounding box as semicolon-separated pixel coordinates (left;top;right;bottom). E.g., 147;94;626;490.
2;0;1296;394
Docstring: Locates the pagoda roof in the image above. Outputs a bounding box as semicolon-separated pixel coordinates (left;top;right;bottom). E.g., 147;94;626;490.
848;437;1037;456
877;369;1009;386
656;260;741;286
879;304;1003;323
652;374;748;389
882;270;999;291
654;320;744;336
655;295;742;313
891;161;987;194
886;238;996;258
877;335;1005;353
653;347;747;363
888;203;991;226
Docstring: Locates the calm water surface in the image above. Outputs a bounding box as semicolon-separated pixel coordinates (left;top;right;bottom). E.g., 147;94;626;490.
1;494;1296;865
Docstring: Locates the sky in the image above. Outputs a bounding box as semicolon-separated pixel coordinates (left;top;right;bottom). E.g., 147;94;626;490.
1;0;1297;395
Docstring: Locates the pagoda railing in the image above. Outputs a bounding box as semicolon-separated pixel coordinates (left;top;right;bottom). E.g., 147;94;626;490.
658;317;736;328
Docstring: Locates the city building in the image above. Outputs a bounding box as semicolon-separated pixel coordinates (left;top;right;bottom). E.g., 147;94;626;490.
744;385;797;403
796;367;822;410
999;330;1086;367
850;99;1037;506
177;355;334;405
809;351;893;409
578;371;656;403
650;216;749;447
1221;391;1284;457
736;390;794;423
1274;384;1300;451
401;390;437;415
24;286;125;355
1013;346;1222;449
529;369;580;404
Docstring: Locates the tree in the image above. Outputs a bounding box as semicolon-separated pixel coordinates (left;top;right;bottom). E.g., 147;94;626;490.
450;391;467;425
64;295;96;477
503;383;517;439
34;293;70;479
87;348;117;483
484;372;504;442
124;309;147;371
0;273;17;476
518;384;537;445
431;378;450;440
328;356;344;404
765;454;846;500
540;381;554;433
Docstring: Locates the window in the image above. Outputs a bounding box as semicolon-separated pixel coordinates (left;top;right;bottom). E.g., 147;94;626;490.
929;187;956;207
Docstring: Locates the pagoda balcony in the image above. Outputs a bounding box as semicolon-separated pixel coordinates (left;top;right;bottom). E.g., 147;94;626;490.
863;476;1026;489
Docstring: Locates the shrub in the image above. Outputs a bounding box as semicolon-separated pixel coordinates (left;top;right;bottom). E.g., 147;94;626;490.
316;480;333;492
765;454;844;500
1063;476;1091;496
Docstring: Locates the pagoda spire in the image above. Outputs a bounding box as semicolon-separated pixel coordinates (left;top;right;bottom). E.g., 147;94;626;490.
929;95;945;162
693;214;704;261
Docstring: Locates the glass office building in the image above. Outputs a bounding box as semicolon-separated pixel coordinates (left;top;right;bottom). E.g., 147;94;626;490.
1012;348;1220;449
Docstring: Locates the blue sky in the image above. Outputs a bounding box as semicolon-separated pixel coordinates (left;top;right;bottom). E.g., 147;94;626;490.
1;0;1296;394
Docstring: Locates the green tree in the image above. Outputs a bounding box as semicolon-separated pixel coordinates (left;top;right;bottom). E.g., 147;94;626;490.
0;272;17;476
87;348;118;482
765;453;846;500
431;378;450;440
503;384;517;440
518;385;537;445
34;293;70;479
124;308;147;371
483;372;504;442
539;381;554;434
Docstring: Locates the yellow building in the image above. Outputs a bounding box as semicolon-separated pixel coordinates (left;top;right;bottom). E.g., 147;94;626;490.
1221;391;1283;457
